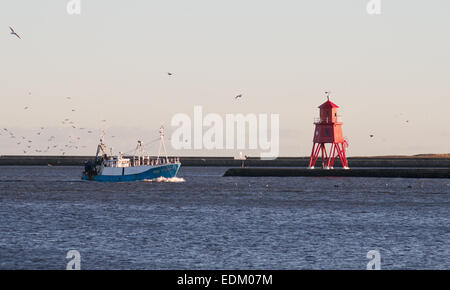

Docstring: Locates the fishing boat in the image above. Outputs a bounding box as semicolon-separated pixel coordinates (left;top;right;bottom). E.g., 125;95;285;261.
82;127;181;182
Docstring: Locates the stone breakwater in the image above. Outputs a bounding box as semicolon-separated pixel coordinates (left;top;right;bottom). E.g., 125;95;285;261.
0;155;449;168
223;167;450;179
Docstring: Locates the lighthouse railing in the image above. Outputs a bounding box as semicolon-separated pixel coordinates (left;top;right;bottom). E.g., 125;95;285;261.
314;116;342;124
314;117;332;124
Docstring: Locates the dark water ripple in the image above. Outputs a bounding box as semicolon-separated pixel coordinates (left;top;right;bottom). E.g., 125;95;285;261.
0;166;449;269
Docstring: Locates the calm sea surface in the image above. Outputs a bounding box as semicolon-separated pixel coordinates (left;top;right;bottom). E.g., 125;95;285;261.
0;166;448;269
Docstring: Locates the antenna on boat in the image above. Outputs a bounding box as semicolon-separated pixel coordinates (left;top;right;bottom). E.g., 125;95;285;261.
157;125;169;164
95;130;107;161
134;140;148;156
100;130;105;142
133;140;151;167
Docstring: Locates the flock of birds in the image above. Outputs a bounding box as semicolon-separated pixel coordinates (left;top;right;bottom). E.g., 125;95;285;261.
4;27;101;155
5;26;245;156
7;25;413;155
1;96;91;155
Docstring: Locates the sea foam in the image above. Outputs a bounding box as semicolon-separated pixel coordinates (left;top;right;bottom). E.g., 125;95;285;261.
143;177;185;183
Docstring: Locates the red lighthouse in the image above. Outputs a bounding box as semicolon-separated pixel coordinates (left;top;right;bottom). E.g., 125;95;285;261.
308;94;349;169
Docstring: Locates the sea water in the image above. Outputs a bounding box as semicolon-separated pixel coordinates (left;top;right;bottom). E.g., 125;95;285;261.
0;166;448;269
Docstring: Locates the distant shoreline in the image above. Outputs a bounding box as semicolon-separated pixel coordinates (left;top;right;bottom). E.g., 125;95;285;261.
0;155;449;167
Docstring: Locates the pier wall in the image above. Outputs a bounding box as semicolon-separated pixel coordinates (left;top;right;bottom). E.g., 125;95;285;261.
0;155;449;167
223;168;450;179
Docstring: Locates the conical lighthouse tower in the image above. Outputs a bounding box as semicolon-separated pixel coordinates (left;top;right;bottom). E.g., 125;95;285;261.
308;94;349;169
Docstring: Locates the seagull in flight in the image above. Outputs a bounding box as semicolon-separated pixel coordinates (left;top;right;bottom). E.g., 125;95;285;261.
9;27;21;39
167;72;173;76
235;94;243;99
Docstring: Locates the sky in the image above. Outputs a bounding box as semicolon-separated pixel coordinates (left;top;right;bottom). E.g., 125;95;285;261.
0;0;449;157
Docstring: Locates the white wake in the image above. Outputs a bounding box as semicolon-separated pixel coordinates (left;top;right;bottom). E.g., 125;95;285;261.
143;177;185;183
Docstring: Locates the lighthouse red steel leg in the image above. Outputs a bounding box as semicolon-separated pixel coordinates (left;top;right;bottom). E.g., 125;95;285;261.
322;144;329;169
308;143;316;168
326;143;332;168
333;143;349;169
309;142;322;168
312;143;321;168
327;143;336;168
341;143;349;168
315;144;320;167
331;144;337;168
335;144;342;167
320;144;325;168
309;142;348;169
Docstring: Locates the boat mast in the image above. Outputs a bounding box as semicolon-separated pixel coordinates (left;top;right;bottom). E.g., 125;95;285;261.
157;125;169;163
95;131;107;162
134;140;147;166
134;141;144;156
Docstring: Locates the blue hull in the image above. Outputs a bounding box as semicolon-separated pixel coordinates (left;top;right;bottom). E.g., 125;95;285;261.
82;163;180;182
